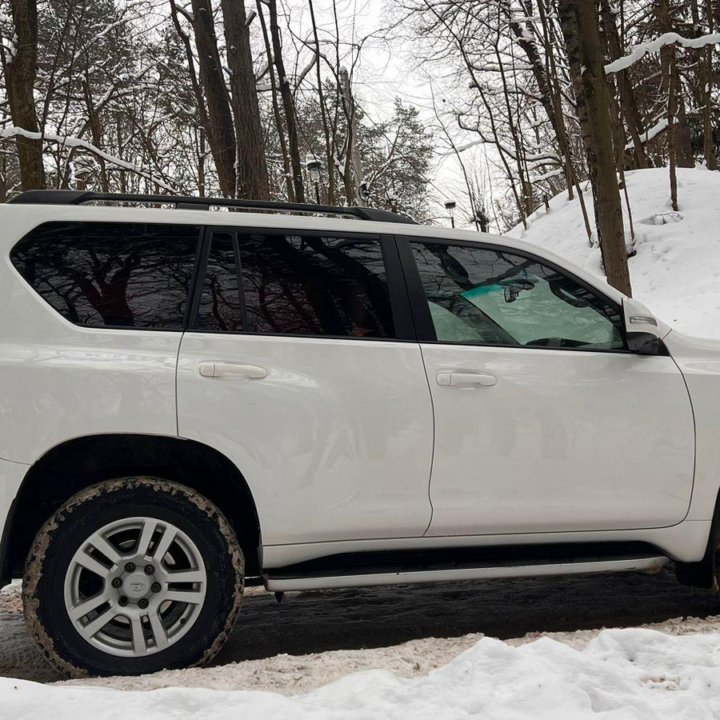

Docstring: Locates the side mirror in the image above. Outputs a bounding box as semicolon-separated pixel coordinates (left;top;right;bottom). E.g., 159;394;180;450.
622;298;665;355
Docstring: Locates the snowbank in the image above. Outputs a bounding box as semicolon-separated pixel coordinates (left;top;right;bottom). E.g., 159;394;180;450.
4;628;720;719
510;167;720;338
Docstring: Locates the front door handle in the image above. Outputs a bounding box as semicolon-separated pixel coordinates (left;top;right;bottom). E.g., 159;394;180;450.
436;371;497;387
198;362;268;380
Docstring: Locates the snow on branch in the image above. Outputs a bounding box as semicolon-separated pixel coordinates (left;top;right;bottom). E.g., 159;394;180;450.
529;168;564;184
0;126;180;193
605;32;720;74
624;118;673;150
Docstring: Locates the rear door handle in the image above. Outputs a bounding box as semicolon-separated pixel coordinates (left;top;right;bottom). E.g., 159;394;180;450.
198;362;268;380
436;371;497;387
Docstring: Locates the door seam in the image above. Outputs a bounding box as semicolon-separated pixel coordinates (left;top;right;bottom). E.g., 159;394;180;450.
419;343;436;535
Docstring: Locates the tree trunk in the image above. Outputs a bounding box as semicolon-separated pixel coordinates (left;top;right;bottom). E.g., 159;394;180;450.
559;0;631;296
189;0;237;197
266;0;305;202
535;0;575;198
666;53;680;210
82;74;109;192
220;0;269;200
658;0;679;210
703;0;717;169
675;94;696;168
1;0;45;190
308;0;335;204
255;0;294;200
509;12;573;197
339;68;367;207
599;0;648;169
170;0;221;199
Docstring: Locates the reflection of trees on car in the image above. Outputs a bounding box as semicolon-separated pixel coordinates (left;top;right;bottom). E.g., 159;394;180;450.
12;222;200;328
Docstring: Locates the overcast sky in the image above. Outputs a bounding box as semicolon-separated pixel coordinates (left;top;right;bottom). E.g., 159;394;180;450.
281;0;488;228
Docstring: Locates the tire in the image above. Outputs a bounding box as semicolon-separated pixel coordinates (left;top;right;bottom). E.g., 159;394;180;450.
23;477;244;677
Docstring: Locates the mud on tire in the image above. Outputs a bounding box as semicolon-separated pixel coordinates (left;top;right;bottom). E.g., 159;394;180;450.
23;477;244;677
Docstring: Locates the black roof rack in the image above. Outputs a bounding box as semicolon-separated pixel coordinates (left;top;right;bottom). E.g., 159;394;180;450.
8;190;418;225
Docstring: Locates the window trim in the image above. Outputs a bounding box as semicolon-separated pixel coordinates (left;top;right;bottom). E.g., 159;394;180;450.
185;226;416;342
396;235;631;354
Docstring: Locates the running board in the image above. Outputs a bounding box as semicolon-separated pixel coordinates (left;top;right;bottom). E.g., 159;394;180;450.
264;556;669;592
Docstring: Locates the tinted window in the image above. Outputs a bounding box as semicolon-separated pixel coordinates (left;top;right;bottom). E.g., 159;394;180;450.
11;222;200;329
193;232;396;338
411;242;626;350
196;232;243;332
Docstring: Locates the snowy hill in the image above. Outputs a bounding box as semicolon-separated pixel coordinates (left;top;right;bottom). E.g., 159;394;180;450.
510;168;720;338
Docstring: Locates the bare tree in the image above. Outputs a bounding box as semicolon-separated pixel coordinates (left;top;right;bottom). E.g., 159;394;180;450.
559;0;631;295
0;0;44;189
220;0;269;199
186;0;237;197
263;0;305;202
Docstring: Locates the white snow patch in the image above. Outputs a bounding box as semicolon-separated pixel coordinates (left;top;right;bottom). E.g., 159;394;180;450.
4;629;720;718
510;167;720;337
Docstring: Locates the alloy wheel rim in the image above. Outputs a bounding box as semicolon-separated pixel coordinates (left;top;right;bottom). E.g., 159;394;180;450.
63;516;207;658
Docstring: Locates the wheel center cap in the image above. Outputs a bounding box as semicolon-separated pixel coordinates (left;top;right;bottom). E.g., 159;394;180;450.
123;572;150;599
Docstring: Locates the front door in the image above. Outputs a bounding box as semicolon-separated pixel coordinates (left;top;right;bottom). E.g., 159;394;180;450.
177;228;434;547
400;238;695;536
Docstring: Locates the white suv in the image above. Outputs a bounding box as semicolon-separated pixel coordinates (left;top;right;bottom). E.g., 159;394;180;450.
1;190;718;677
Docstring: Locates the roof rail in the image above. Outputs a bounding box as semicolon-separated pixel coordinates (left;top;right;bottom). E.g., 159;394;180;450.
8;190;418;225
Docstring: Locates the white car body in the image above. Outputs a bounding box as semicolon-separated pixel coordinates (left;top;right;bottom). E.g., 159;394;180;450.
1;199;718;598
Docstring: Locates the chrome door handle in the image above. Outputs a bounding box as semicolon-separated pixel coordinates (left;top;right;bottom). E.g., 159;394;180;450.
198;362;268;380
436;371;497;387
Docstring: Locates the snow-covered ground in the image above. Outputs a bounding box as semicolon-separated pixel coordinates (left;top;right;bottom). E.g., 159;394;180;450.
4;166;720;717
511;166;720;338
5;626;720;719
4;567;720;717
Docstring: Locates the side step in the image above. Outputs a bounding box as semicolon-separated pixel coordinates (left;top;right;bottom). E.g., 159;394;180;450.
263;543;669;592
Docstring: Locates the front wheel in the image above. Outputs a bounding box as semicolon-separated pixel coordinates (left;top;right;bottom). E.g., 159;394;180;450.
23;477;244;677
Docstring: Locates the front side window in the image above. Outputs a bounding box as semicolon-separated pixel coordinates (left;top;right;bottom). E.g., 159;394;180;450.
194;231;396;339
11;222;200;329
411;242;625;351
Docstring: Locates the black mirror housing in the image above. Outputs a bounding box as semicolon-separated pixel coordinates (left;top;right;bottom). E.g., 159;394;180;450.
626;332;667;356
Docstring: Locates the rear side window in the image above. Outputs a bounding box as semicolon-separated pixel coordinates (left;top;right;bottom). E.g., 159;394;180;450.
194;231;396;339
10;222;200;329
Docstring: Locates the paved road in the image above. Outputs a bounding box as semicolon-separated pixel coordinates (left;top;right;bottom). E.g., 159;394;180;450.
2;567;720;683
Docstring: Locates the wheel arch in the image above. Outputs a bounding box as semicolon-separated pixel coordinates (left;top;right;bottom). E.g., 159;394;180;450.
3;433;262;580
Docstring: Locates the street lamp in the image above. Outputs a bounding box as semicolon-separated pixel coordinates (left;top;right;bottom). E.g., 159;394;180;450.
475;207;489;233
359;180;371;205
445;200;456;228
306;159;322;204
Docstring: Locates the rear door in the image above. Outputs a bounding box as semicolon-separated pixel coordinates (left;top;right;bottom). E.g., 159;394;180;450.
398;237;695;536
176;227;434;547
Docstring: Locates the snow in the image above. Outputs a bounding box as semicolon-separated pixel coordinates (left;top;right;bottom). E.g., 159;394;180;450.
605;32;720;74
625;118;673;150
510;167;720;338
530;167;565;183
5;626;720;718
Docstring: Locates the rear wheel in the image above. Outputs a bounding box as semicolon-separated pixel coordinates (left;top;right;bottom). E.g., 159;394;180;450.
23;477;244;677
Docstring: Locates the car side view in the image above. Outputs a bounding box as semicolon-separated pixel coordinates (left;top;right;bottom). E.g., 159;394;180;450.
1;190;719;677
